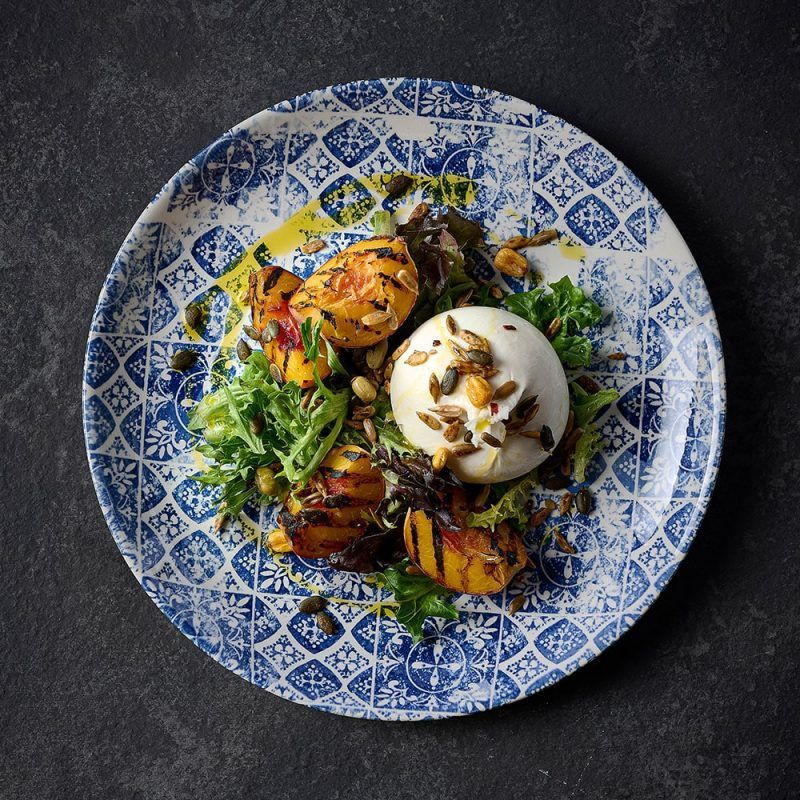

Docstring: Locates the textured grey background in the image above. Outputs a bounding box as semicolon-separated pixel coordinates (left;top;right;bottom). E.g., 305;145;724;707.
2;1;799;798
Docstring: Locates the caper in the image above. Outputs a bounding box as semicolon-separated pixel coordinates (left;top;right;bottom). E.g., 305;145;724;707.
576;487;593;515
440;366;459;396
184;303;202;330
236;339;252;362
299;596;327;614
169;349;198;371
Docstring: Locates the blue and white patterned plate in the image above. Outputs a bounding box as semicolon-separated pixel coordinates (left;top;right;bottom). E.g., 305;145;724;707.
83;79;725;720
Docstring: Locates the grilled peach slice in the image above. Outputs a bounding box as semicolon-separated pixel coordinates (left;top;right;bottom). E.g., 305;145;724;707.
403;508;526;595
278;445;385;558
289;237;418;348
249;266;331;389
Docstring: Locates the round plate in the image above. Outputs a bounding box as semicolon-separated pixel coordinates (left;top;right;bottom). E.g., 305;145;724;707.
83;79;725;720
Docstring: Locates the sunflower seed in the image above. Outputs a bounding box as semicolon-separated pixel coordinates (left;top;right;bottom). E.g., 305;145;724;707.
451;443;479;456
519;429;541;440
563;427;584;455
392;339;410;361
429;373;441;403
443;421;460;442
467;348;493;366
576;487;593;514
516;395;539;418
299;596;326;614
502;229;558;249
386;306;399;331
607;351;627;360
492;380;517;401
455;289;473;307
397;269;418;293
446;314;458;335
553;528;576;554
300;238;326;255
447;339;469;360
522;403;540;424
429;404;465;418
344;419;364;430
463;430;473;444
169;349;197;371
363;417;377;444
502;324;516;330
508;595;525;615
559;491;575;516
440;367;459;395
362;309;393;327
316;611;337;635
184;304;202;330
545;317;562;340
460;330;489;350
490;285;504;299
405;350;428;366
417;412;441;430
475;484;491;508
351;405;375;420
531;507;551;527
481;432;503;448
383;361;394;380
540;424;555;451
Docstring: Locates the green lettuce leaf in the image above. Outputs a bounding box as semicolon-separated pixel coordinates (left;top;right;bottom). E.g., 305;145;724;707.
377;559;459;642
573;425;603;483
465;471;538;530
299;318;348;378
504;276;602;367
570;382;619;429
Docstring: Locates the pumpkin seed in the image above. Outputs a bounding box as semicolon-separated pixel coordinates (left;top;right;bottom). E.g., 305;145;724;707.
544;474;570;490
385;174;413;196
266;319;280;340
316;611;337;635
432;447;449;472
451;443;478;456
607;351;627;360
405;350;428;366
184;304;202;330
362;309;393;327
481;432;503;448
467;348;493;366
366;339;388;370
351;376;377;403
249;413;264;435
351;404;375;420
363;417;377;444
243;324;260;340
508;595;525;615
490;285;504;299
169;349;198;371
299;596;327;614
300;238;326;255
544;499;558;511
440;367;459;395
397;269;418;293
576;487;592;514
531;507;552;527
492;380;517;401
553;528;576;554
269;363;283;384
446;314;458;335
417;411;441;430
429;372;441;403
392;339;410;361
443;421;460;442
236;339;252;361
540;424;555;451
408;201;429;221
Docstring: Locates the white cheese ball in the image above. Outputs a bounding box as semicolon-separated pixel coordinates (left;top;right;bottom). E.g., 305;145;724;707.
390;307;569;483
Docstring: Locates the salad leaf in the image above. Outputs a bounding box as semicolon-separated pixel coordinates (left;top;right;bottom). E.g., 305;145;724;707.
465;471;538;530
300;318;348;378
573;425;603;483
189;351;350;515
377;559;459;642
570;382;619;429
504;276;602;367
371;209;393;237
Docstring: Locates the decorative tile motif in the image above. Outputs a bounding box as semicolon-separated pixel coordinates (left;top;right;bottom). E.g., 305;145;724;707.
83;79;725;720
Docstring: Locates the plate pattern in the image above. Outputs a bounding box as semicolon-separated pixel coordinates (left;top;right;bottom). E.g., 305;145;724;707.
83;79;725;719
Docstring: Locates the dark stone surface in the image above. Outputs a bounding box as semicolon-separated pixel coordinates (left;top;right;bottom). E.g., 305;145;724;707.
1;1;798;797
